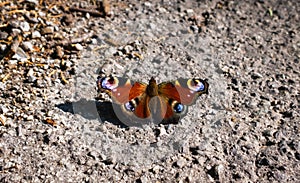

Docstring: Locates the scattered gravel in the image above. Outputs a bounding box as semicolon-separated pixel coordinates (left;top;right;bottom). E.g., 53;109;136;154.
0;0;299;182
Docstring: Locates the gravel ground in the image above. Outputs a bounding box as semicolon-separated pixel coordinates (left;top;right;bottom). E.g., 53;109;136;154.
0;0;299;182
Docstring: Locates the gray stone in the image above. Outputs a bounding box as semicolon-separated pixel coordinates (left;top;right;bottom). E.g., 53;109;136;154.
32;31;41;38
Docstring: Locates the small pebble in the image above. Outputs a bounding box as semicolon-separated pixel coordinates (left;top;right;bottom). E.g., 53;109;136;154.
42;26;54;34
0;31;8;39
158;126;168;137
144;2;152;7
25;0;39;5
12;28;21;35
251;72;263;79
176;157;186;168
16;125;23;136
27;68;34;76
20;21;30;32
74;43;83;51
190;25;199;32
158;7;167;13
12;48;28;62
123;45;133;54
0;44;7;52
0;105;9;113
22;41;34;51
28;76;37;83
152;165;160;174
32;31;41;38
186;9;194;16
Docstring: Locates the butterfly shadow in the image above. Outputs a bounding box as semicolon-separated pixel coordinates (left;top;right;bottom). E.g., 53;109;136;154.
55;98;128;128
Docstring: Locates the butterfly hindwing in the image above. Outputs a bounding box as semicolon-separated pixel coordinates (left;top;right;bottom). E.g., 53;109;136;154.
157;83;182;119
157;78;209;122
132;93;151;118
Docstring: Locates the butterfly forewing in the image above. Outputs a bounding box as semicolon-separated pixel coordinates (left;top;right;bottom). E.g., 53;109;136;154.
128;82;148;100
107;78;133;103
175;78;209;105
158;82;181;102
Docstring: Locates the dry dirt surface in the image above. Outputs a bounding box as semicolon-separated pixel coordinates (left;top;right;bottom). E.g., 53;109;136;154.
0;0;299;182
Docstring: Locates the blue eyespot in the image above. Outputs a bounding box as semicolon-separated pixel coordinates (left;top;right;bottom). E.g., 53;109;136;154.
195;82;205;91
125;101;135;111
188;79;205;92
101;77;118;90
174;103;184;113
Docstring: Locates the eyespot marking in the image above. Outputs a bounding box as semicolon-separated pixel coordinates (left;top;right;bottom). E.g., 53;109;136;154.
100;77;119;90
187;79;205;92
173;103;184;113
125;101;135;111
168;99;184;113
124;97;139;112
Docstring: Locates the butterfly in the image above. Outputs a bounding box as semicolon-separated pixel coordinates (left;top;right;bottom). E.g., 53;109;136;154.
97;76;209;126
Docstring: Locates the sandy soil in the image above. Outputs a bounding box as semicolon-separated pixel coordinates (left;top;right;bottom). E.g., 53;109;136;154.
0;0;299;182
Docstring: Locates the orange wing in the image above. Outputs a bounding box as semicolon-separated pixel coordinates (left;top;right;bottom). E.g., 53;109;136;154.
159;95;175;119
133;94;151;118
110;79;134;103
128;82;148;100
106;78;147;104
158;78;209;122
157;83;181;120
112;80;150;118
158;82;181;102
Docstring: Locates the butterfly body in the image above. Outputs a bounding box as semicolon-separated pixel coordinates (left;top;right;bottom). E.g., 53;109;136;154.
97;76;209;125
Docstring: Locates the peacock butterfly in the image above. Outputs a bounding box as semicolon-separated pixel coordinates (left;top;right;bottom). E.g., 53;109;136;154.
97;76;209;125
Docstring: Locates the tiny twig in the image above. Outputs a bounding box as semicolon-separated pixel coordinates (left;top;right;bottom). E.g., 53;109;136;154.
2;73;10;82
44;118;57;126
69;7;104;17
58;32;94;46
102;0;111;16
0;1;10;8
60;71;69;84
